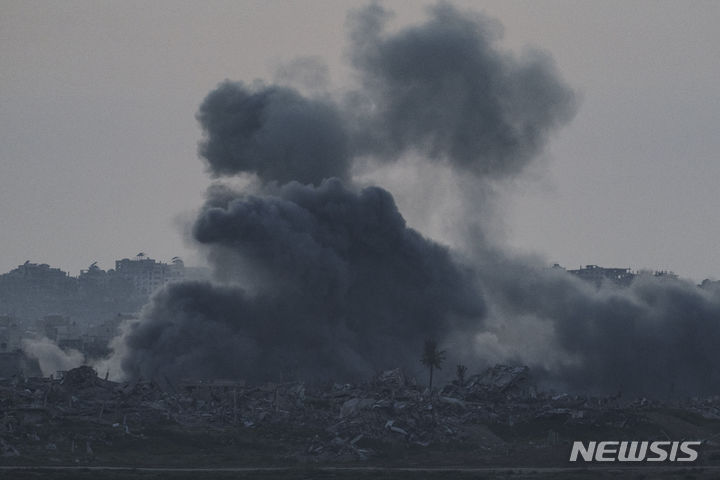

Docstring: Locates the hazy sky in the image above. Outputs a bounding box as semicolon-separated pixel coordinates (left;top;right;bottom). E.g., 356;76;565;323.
1;0;719;281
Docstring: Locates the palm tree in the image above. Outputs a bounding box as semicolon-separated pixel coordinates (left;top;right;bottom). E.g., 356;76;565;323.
456;364;467;387
421;339;446;391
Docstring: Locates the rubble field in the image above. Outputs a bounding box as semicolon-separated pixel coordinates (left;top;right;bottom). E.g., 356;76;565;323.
3;467;720;480
3;364;720;476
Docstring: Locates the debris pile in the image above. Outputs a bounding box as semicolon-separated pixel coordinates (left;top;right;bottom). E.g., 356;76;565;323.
1;364;718;464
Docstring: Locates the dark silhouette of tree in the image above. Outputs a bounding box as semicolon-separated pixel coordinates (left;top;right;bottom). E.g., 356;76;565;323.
456;364;467;387
421;339;446;391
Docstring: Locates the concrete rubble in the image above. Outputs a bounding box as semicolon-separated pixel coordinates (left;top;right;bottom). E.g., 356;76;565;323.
2;364;719;464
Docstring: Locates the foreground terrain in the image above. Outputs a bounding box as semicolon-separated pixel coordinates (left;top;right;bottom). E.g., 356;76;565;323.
3;365;720;478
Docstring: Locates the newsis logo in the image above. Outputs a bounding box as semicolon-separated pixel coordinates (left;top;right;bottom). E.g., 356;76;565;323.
569;441;702;463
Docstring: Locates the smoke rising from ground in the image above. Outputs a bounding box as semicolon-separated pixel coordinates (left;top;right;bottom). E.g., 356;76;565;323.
121;180;484;382
550;276;720;397
473;258;720;397
110;3;720;398
22;338;84;377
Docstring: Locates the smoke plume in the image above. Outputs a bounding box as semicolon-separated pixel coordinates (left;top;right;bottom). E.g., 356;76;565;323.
551;276;720;397
22;338;84;377
110;2;720;398
347;2;576;177
197;82;350;185
474;259;720;397
121;179;484;381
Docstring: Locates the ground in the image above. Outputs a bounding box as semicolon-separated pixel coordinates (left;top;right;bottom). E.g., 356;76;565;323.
4;366;720;478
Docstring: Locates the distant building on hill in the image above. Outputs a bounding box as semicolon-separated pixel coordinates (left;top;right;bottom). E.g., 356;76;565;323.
555;264;678;288
0;315;22;353
114;253;185;296
567;264;635;287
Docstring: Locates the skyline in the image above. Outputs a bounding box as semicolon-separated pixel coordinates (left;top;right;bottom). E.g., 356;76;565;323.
2;1;719;281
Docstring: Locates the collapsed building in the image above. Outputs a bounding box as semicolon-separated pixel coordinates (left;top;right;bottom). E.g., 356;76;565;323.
555;264;679;288
565;265;635;287
3;364;720;466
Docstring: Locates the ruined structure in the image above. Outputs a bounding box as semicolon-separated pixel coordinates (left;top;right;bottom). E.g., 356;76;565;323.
566;265;635;287
3;364;720;467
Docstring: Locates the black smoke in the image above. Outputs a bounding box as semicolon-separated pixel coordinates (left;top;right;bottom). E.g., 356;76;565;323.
554;276;720;397
196;3;576;185
476;261;720;397
347;2;576;177
121;180;484;381
110;3;720;398
197;82;350;185
113;2;574;383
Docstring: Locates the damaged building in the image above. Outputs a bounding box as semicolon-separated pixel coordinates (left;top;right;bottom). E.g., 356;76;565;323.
566;264;635;287
3;364;720;467
556;264;679;288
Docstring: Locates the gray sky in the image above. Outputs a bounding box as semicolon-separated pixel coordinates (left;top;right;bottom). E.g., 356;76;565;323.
1;0;719;281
